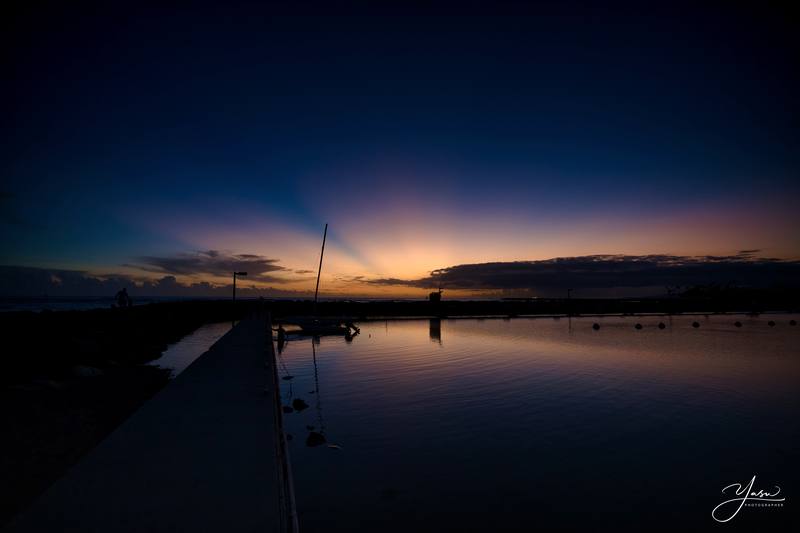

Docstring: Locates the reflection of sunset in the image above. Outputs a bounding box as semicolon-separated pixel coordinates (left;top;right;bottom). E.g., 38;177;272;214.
312;317;800;397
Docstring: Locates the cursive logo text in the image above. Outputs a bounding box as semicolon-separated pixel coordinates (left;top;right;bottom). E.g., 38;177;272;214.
712;475;785;523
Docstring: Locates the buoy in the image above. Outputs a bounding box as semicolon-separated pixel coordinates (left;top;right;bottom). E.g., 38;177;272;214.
592;323;600;330
692;321;700;328
768;320;776;327
635;323;643;330
734;321;742;328
658;322;666;329
790;320;797;326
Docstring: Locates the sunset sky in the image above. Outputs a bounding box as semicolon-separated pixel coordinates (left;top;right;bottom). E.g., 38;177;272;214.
2;2;798;298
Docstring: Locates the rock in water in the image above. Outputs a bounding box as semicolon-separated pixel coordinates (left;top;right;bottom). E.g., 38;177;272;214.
292;398;309;412
306;431;327;447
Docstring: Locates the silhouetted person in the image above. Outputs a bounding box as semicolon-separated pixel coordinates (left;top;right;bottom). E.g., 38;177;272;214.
115;288;132;308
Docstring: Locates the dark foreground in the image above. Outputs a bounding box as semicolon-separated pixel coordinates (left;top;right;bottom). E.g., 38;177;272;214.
6;317;293;533
0;302;247;526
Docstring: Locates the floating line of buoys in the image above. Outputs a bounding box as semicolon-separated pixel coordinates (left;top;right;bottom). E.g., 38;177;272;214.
586;317;796;331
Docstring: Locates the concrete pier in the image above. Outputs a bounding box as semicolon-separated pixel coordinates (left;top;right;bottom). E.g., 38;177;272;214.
6;316;296;533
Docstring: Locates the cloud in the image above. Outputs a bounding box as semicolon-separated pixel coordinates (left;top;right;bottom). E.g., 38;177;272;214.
129;250;287;282
0;265;312;299
367;254;800;296
335;275;366;283
4;253;799;300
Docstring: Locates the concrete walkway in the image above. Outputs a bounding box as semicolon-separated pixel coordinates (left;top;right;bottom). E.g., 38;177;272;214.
6;316;296;533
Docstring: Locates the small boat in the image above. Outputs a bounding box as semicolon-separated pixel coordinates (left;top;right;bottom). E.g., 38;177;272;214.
280;317;360;337
275;225;360;338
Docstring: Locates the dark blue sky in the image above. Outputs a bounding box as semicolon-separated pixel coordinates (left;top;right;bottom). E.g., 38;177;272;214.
2;1;798;296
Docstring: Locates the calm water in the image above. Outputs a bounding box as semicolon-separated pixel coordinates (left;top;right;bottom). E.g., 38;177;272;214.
277;315;800;531
153;322;231;376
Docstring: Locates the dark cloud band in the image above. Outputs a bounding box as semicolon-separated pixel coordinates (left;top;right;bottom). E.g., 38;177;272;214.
368;254;800;293
129;250;286;282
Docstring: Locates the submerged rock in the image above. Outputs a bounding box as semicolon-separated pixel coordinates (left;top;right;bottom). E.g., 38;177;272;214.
306;431;327;447
292;398;309;412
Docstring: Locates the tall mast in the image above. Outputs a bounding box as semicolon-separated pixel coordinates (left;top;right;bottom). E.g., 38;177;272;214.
313;223;328;316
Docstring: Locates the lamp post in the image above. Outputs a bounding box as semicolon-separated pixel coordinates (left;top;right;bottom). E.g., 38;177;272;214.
233;271;248;304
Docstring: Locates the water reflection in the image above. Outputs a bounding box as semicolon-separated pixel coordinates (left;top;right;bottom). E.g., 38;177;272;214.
152;322;231;376
306;339;327;447
429;318;441;344
278;315;800;532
